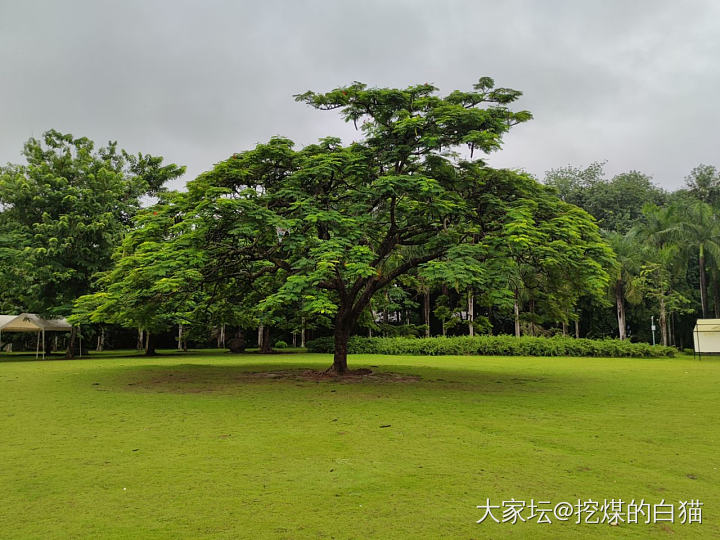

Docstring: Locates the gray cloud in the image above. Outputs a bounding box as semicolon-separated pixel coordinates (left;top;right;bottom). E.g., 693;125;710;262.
1;0;718;190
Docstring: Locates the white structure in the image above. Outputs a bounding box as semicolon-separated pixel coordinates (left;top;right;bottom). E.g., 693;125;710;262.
692;319;720;360
0;313;72;359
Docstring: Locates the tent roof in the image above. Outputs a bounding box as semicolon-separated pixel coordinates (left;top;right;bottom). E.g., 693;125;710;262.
0;313;72;332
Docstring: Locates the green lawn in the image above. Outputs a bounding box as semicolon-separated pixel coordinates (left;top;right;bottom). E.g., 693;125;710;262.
0;350;717;539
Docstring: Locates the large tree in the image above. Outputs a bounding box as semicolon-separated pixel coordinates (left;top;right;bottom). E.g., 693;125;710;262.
0;130;184;356
167;79;610;373
76;79;612;371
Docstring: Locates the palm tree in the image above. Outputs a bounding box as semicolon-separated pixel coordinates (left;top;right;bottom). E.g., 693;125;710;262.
663;201;720;318
631;205;686;345
605;231;644;339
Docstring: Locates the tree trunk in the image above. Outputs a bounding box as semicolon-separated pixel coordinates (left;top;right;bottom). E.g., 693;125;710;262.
228;328;245;353
137;329;144;350
177;324;183;351
260;326;271;353
562;322;567;336
301;318;306;348
575;319;580;339
145;332;157;356
659;297;668;347
467;291;474;337
699;249;708;318
529;298;536;337
513;289;521;338
712;268;720;318
616;280;627;340
328;305;364;375
65;326;78;359
424;290;431;338
331;324;350;375
217;324;226;348
670;311;676;347
96;326;105;352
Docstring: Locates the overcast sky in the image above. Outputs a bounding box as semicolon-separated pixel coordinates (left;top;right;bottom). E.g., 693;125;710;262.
1;0;719;191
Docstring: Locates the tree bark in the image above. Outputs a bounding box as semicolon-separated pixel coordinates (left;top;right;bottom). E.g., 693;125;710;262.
137;329;144;350
65;326;78;359
616;280;627;340
301;318;306;348
177;324;183;351
424;290;431;338
699;248;708;318
575;319;580;339
513;289;521;338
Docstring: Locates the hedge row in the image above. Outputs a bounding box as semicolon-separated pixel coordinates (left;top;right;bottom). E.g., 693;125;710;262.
306;335;676;358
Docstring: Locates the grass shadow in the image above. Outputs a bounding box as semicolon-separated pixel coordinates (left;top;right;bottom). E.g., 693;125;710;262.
94;361;569;398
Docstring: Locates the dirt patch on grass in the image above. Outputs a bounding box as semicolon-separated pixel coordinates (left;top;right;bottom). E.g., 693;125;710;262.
118;367;421;394
248;368;421;383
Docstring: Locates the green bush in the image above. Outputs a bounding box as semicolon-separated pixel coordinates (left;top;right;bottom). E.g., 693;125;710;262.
305;335;675;358
274;340;288;349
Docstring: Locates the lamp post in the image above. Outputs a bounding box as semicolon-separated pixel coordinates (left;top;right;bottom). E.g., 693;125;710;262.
651;315;656;346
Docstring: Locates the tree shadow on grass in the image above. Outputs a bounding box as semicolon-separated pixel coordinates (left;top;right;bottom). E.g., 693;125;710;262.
100;362;566;396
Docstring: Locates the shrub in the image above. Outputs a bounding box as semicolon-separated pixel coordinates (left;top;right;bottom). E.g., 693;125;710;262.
274;340;288;349
306;337;334;353
305;335;675;358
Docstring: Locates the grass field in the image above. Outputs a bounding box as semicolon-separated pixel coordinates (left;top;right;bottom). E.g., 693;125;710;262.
1;350;718;539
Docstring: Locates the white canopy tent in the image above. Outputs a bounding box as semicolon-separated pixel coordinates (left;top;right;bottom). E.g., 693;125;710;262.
0;313;73;359
692;319;720;360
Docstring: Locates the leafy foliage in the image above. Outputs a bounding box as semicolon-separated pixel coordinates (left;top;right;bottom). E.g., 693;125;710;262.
0;130;184;317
